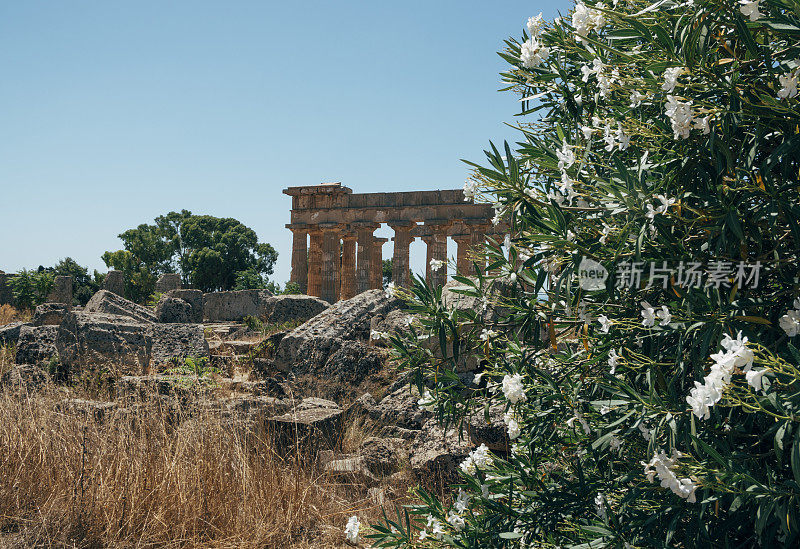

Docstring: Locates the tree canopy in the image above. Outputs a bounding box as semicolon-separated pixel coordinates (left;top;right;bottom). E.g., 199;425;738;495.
103;211;277;298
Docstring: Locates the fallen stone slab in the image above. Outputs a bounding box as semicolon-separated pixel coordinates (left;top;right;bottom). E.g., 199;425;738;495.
274;289;403;372
410;418;473;488
56;312;152;377
165;289;203;323
85;290;157;324
155;296;194;323
267;406;343;450
360;436;408;476
57;399;117;422
147;323;209;369
33;303;71;326
202;289;273;322
15;325;59;365
0;364;50;392
0;322;29;346
323;455;379;486
260;294;330;325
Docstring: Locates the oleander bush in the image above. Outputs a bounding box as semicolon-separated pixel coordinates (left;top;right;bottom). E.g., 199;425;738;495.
368;0;800;547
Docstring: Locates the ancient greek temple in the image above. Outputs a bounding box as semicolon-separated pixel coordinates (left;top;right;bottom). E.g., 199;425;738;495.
284;183;502;303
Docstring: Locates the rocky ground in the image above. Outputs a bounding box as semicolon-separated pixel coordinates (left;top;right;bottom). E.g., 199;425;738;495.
0;285;509;547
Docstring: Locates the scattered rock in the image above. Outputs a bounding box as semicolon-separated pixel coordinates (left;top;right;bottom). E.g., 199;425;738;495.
202;289;274;322
148;323;209;368
409;418;473;487
33;303;71;326
155;296;193;323
370;382;428;430
275;289;403;372
260;294;330;324
369;309;415;346
56;312;152;377
84;290;157;324
317;341;386;383
103;270;125;296
360;437;408;476
0;322;29;346
466;405;510;452
57;399;117;422
46;275;73;305
297;397;340;411
267;406;343;450
323;455;378;486
345;393;377;419
165;289;204;323
15;325;59;365
155;273;182;293
116;374;214;402
0;364;50;392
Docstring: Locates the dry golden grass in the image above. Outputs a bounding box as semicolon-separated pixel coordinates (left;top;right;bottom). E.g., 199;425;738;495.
0;385;412;548
0;305;30;325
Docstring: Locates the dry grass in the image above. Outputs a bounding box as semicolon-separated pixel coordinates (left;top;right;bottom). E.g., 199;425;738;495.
0;385;412;548
0;305;30;325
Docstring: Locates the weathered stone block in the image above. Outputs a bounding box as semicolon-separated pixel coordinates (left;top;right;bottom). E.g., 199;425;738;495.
147;323;209;368
56;312;152;377
165;289;203;323
15;325;59;365
47;275;73;305
267;406;343;450
202;289;274;322
0;322;29;346
33;303;70;326
0;364;50;392
155;273;182;293
274;289;402;372
260;294;329;325
103;270;125;296
155;296;193;323
84;290;157;324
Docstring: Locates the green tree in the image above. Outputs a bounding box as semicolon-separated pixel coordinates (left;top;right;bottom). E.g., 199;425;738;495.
9;269;53;310
103;211;278;298
370;1;800;547
382;258;393;288
51;257;104;306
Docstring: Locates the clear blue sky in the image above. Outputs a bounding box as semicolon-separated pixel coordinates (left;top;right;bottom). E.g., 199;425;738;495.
0;1;567;285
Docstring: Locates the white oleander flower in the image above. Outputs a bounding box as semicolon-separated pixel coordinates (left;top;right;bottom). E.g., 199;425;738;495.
385;282;396;298
720;331;754;371
630;90;647;107
739;0;762;21
446;511;465;531
616;123;630;150
662;66;684;93
429;258;446;271
693;115;711;134
520;37;550;68
595;493;607;520
780;309;800;337
665;95;694;140
609;434;623;452
425;514;445;539
778;70;799;100
454;489;470;513
597;315;612;333
745;368;768;392
567;410;591;434
527;13;544;37
504;410;522;439
599;223;612;244
642;449;698;503
600;405;611;415
654;194;676;214
460;444;493;475
638;422;651;441
641;302;656;327
581;124;595;140
502;373;527;403
480;328;499;341
608;348;620;374
685;331;752;419
556;141;576;171
572;2;606;43
418;390;436;412
345;515;360;544
656;305;672;327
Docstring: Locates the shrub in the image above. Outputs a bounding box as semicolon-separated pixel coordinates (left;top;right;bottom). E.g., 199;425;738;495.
371;1;800;547
9;269;53;311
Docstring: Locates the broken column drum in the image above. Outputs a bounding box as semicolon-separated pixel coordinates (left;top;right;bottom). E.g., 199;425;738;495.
284;183;505;302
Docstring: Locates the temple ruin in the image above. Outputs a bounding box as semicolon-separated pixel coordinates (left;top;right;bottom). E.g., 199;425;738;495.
284;183;502;303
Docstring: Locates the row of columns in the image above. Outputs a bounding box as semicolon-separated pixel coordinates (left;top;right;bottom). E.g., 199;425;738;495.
289;221;490;303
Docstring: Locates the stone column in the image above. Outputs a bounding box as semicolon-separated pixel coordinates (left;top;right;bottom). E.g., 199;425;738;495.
155;273;182;293
47;275;73;305
422;227;448;288
469;222;490;274
371;237;387;289
320;223;341;304
340;231;357;300
390;222;415;288
103;270;125;296
355;223;379;294
307;227;323;299
453;234;473;276
289;226;309;294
